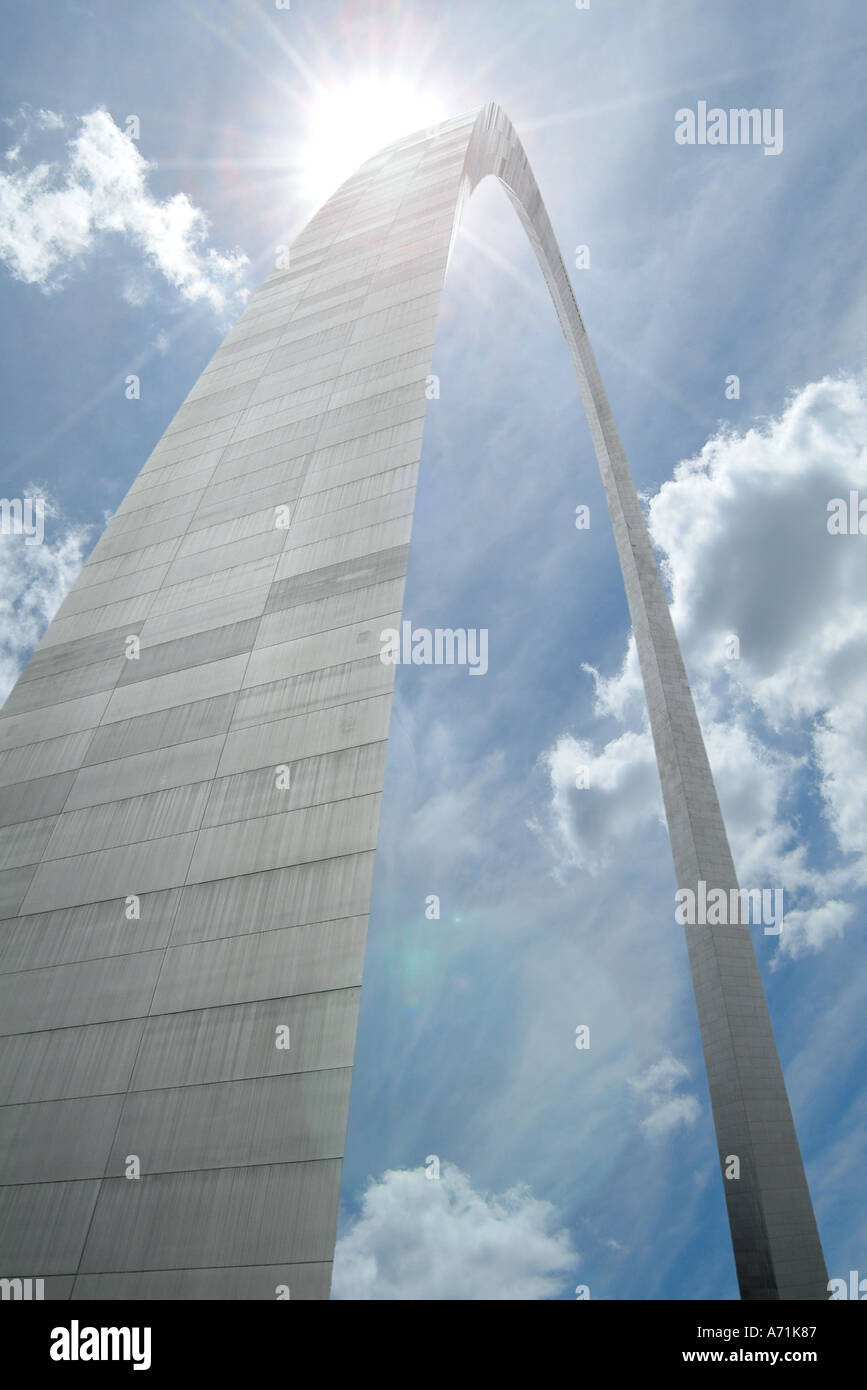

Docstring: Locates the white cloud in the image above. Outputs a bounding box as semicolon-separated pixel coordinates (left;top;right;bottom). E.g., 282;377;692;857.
0;107;248;309
0;491;90;701
34;109;64;131
777;898;855;962
3;105;64;142
332;1163;578;1300
539;729;661;874
630;1056;701;1139
648;375;867;720
538;374;867;958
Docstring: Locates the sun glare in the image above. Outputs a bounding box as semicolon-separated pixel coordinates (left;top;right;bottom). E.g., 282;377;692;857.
298;76;449;209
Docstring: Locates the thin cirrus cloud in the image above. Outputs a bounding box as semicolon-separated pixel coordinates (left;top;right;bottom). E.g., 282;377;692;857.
0;106;248;310
537;373;867;963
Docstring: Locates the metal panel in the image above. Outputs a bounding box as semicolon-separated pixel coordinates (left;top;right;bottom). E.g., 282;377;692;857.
167;851;375;945
130;989;361;1090
201;743;386;827
0;888;180;970
0;772;76;829
20;831;199;914
217;694;392;775
70;1264;332;1300
78;1160;343;1271
0;1179;101;1274
149;918;368;1014
0;1093;125;1182
0;1019;145;1103
107;1070;352;1174
0;951;163;1032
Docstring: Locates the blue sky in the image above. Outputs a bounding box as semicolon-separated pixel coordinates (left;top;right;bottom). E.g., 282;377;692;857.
2;0;867;1299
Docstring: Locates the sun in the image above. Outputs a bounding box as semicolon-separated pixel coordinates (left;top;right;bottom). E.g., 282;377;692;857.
297;75;449;209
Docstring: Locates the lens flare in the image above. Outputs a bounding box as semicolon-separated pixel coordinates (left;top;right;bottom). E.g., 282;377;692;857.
298;75;448;207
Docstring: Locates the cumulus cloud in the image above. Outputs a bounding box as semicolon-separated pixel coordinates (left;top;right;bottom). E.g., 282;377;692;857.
332;1163;578;1300
630;1056;701;1139
0;490;90;701
538;374;867;959
649;375;867;717
0;107;248;309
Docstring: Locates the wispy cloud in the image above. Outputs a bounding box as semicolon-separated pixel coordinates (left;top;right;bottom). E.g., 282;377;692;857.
0;107;248;310
630;1056;701;1139
0;489;90;701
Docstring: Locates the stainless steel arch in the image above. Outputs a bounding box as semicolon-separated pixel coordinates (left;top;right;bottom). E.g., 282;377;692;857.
0;103;826;1301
